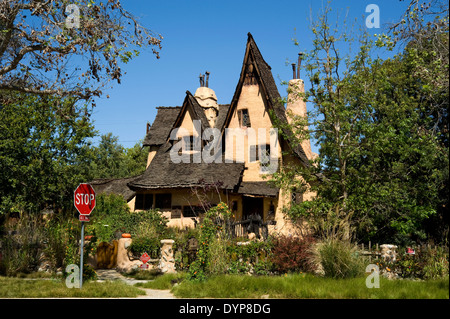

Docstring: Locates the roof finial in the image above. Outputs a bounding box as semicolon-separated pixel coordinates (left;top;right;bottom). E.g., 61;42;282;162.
199;73;205;87
297;52;304;80
205;71;210;88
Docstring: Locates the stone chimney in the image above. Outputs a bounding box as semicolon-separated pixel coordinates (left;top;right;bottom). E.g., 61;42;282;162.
286;78;314;160
195;71;219;127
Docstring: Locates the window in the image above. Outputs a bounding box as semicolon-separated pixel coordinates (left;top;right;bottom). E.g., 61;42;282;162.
183;135;195;151
249;145;258;162
155;194;172;209
135;194;153;210
291;189;303;205
238;109;251;128
171;206;182;219
259;144;271;172
183;206;203;218
249;144;271;164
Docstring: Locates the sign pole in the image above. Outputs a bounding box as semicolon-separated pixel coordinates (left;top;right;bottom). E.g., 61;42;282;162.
80;220;85;288
73;183;95;289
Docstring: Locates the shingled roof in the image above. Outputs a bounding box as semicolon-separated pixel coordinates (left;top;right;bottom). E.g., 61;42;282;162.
238;181;279;197
91;176;140;202
128;142;244;190
143;107;181;147
215;104;230;130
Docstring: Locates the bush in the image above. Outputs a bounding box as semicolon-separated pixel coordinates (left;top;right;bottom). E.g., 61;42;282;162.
315;240;366;279
85;194;132;243
84;194;171;259
127;210;171;259
0;214;47;276
385;245;449;280
422;246;449;279
187;202;233;281
43;216;80;270
206;236;229;276
227;240;273;275
270;235;316;274
128;237;161;259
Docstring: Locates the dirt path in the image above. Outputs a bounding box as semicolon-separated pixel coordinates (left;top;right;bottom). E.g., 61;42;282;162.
96;269;176;299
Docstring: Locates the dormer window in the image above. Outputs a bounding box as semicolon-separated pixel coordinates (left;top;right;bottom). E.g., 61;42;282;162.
238;109;251;128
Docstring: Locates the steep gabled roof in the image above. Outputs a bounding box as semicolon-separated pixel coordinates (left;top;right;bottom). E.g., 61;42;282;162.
215;104;230;131
143;106;181;147
143;90;213;147
224;33;310;167
172;91;211;134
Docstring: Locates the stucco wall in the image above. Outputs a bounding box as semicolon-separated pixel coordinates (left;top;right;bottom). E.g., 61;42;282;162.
226;83;282;182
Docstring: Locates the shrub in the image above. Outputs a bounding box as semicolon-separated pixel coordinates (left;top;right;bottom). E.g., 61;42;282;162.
422;246;449;279
127;211;171;258
85;194;131;243
0;214;47;276
44;216;80;270
187;202;232;281
128;236;161;259
85;194;171;259
315;240;366;279
388;246;449;279
227;240;273;275
206;236;229;276
270;235;316;273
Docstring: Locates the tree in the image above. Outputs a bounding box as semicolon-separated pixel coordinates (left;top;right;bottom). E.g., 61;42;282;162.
385;0;449;243
0;0;162;102
0;93;96;215
122;140;150;178
89;133;125;179
271;1;449;245
89;133;148;179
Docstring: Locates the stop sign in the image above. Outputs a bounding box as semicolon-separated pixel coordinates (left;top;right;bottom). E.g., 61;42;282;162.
74;183;96;215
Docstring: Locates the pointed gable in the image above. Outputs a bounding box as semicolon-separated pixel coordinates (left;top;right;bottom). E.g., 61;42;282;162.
224;33;310;168
172;90;211;135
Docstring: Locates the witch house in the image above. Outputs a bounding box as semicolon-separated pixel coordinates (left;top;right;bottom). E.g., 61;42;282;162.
93;33;317;235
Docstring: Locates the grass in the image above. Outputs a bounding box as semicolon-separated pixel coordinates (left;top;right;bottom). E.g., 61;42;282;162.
140;273;449;299
134;272;185;290
3;272;448;299
0;276;146;298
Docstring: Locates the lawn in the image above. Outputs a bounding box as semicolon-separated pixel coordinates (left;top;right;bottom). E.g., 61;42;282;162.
0;276;145;298
2;273;448;299
140;273;449;299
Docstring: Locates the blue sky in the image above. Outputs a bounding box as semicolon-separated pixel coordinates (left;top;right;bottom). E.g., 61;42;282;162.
90;0;410;153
